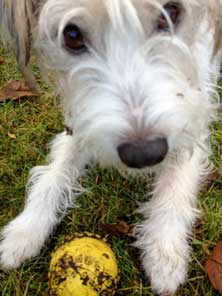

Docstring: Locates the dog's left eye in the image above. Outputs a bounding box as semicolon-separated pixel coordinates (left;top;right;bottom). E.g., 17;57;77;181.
157;2;181;32
63;24;87;54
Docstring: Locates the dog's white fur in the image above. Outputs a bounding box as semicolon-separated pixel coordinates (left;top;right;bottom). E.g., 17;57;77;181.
0;0;222;294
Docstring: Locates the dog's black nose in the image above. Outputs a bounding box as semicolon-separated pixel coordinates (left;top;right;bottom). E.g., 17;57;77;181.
117;138;168;168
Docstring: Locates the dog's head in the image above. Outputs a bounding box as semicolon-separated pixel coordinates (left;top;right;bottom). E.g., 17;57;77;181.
1;0;222;170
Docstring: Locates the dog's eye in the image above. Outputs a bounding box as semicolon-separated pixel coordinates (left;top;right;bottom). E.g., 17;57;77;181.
63;24;87;54
157;2;181;32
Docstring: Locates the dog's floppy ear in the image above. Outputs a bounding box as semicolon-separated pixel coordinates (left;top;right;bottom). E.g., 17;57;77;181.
0;0;40;92
210;1;222;57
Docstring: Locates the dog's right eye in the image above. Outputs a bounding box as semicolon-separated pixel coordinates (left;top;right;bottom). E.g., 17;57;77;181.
63;24;87;54
157;2;181;32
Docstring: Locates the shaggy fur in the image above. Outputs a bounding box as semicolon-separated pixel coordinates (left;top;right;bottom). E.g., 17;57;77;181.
0;0;222;294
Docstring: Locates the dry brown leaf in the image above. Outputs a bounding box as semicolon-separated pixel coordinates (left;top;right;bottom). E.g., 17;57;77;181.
0;58;4;65
205;242;222;293
200;171;222;192
0;80;39;102
100;220;134;237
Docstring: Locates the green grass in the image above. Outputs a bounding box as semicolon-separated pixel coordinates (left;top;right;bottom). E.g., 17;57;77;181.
0;46;222;296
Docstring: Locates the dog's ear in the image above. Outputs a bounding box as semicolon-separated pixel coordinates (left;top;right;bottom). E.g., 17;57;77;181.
0;0;40;92
210;1;222;57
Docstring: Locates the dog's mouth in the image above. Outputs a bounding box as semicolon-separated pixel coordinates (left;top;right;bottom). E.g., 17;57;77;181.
117;137;168;169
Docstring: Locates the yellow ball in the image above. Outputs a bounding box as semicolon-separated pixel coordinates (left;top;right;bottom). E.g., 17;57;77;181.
48;234;119;296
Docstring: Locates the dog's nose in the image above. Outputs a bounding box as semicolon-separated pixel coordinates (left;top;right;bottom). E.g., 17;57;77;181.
117;138;168;168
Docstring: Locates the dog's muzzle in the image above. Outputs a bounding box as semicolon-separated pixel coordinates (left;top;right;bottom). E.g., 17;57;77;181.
117;138;168;168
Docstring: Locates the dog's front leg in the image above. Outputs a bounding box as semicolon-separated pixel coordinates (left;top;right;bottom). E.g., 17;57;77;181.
0;132;88;269
136;150;203;295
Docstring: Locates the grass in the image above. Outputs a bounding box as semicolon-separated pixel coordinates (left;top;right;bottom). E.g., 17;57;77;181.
0;46;222;296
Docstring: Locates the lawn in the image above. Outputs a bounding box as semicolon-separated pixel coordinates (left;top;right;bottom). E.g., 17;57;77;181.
0;46;222;296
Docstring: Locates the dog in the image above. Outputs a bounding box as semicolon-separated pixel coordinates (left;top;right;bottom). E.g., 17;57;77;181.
0;1;222;295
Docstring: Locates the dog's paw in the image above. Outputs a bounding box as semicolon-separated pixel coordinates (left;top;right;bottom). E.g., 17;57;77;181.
0;219;43;269
143;242;188;295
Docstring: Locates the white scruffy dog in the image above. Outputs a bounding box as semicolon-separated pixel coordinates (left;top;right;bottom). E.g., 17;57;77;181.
0;0;222;295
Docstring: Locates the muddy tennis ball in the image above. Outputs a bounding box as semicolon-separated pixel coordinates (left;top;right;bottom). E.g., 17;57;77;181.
48;234;119;296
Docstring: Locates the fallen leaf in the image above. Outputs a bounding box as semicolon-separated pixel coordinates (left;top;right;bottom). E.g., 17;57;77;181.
100;220;134;237
0;58;4;65
7;132;16;139
200;171;222;192
206;172;222;183
205;242;222;293
0;80;39;102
